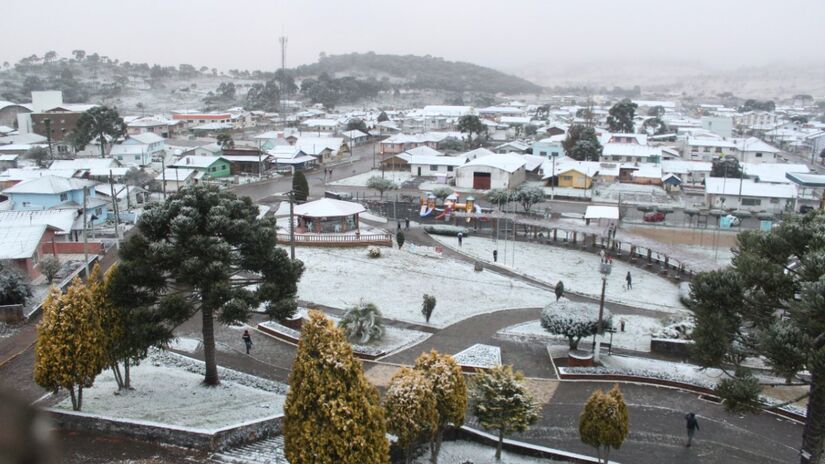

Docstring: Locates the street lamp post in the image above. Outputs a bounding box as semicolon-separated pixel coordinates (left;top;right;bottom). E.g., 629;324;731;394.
592;259;612;351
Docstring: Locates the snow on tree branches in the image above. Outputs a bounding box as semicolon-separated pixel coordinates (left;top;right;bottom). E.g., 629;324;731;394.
541;298;612;350
384;368;438;464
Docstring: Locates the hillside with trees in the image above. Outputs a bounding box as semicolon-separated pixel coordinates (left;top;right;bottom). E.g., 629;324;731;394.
294;52;542;95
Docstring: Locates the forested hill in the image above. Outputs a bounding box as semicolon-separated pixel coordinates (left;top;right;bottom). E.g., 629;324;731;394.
294;53;542;95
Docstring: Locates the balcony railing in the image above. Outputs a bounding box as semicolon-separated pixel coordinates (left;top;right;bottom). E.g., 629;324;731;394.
276;232;392;247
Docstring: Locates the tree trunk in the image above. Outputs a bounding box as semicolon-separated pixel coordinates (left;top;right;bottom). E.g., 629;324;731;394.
604;446;610;464
431;429;443;464
111;361;123;390
69;387;78;411
202;309;220;386
801;371;825;463
496;430;503;460
78;385;83;411
99;129;106;159
124;359;131;389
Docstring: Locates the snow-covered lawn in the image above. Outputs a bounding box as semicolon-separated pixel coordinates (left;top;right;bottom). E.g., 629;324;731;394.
259;309;431;357
413;440;568;464
497;315;667;353
329;169;412;187
453;344;502;369
168;337;202;353
562;354;726;389
430;235;686;313
293;246;553;328
53;351;286;431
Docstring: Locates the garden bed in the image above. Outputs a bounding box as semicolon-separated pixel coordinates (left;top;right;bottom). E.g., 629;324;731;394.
453;344;501;372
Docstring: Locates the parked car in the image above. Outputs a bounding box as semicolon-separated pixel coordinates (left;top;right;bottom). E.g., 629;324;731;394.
723;214;742;226
800;205;815;214
643;211;666;222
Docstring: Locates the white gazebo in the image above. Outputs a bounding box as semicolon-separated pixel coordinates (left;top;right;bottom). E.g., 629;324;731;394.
292;198;366;234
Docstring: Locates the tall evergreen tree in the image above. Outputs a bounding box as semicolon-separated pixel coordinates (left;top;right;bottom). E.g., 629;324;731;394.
606;99;638;133
34;280;107;410
470;365;539;461
114;184;304;385
457;115;487;147
72;106;127;158
414;350;467;464
688;211;825;463
579;385;629;464
563;125;603;161
284;311;389;463
384;367;438;464
292;171;309;202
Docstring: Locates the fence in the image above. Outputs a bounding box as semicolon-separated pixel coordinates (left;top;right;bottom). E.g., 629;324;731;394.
275;232;392;247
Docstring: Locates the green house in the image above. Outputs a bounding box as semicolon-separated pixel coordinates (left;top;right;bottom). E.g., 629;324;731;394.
172;155;231;178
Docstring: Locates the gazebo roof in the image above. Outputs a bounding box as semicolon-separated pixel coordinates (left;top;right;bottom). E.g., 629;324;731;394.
293;198;366;218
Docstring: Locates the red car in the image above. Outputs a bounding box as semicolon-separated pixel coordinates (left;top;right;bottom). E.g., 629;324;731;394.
643;211;665;222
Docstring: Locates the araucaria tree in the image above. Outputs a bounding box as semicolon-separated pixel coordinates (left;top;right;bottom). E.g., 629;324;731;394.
457;114;487;147
34;279;107;410
114;184;304;385
579;385;629;464
687;211;825;462
384;368;438;464
72;106;127;158
284;311;389;463
470;365;539;461
414;350;467;464
606;99;638;133
541;298;612;350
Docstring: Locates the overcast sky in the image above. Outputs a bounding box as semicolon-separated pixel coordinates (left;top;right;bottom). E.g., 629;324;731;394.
3;0;824;74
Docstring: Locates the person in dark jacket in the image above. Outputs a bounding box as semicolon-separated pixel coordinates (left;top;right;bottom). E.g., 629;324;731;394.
685;412;699;447
405;218;410;230
457;232;463;247
625;271;632;290
242;330;253;354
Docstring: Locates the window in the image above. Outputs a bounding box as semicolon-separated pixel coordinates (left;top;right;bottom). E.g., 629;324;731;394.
430;165;438;171
540;151;547;156
447;166;454;172
95;208;102;216
715;148;722;153
22;201;31;207
755;153;762;158
135;155;140;160
59;193;68;201
741;198;761;206
222;165;226;170
770;198;779;204
211;167;217;172
552;152;559;157
561;175;573;181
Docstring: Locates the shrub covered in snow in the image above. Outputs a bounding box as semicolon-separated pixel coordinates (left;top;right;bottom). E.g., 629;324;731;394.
339;300;385;344
540;298;612;350
367;246;382;258
654;318;695;340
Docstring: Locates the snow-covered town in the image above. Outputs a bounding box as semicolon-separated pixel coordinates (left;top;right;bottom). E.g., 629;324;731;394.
0;2;824;464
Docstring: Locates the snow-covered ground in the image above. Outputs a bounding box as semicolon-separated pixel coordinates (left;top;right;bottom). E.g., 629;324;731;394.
329;169;412;187
453;344;502;369
430;235;686;313
563;354;727;389
293;246;553;328
167;337;202;353
594;182;680;207
497;314;671;352
54;352;286;431
259;309;431;357
413;440;568;464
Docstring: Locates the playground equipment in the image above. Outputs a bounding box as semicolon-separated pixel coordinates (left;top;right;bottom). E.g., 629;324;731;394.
420;192;482;220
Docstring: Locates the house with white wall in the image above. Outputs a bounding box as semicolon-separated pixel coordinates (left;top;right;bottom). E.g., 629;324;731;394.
705;178;796;213
455;153;526;190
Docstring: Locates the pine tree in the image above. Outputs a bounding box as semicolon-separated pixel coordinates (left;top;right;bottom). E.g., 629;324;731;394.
284;310;389;464
414;350;467;464
34;279;107;411
384;367;438;464
470;365;539;461
292;171;309;202
555;281;565;301
114;184;304;385
579;385;629;464
396;230;405;249
421;294;436;323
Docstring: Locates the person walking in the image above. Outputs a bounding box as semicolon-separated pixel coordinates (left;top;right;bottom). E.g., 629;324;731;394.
457;232;463;247
685;412;700;447
397;220;401;230
242;330;253;355
625;271;632;290
404;218;410;230
493;249;498;262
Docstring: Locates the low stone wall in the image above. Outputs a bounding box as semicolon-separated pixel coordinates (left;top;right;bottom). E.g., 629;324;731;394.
257;322;386;361
47;408;283;451
447;426;605;463
0;304;24;323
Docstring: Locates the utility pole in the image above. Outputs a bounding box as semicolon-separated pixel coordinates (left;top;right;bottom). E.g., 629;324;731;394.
108;171;122;249
279;35;288;131
161;156;167;200
43;118;53;162
82;187;89;277
288;190;296;260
